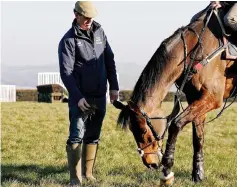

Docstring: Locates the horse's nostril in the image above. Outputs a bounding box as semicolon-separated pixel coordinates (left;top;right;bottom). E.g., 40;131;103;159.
150;163;159;169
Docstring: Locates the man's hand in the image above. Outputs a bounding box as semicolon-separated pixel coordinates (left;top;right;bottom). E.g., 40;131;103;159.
109;90;119;103
78;98;91;112
211;1;222;9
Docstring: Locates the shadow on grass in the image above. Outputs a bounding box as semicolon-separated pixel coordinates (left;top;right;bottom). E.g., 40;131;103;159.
108;166;194;185
2;164;68;185
2;164;195;186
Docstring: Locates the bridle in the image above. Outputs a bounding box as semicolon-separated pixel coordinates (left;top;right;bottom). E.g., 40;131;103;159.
127;101;166;157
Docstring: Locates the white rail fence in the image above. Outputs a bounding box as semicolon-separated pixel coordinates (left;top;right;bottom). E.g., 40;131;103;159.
0;85;16;102
38;72;64;87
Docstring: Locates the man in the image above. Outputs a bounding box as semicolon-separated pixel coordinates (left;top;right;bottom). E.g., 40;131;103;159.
192;1;237;59
58;1;119;185
211;1;237;31
211;1;237;59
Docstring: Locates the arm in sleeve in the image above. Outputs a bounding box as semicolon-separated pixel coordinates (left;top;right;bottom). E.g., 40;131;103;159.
104;35;119;91
58;39;83;103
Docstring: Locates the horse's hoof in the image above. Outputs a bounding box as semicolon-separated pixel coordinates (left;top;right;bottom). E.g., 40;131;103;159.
192;162;204;182
160;172;174;187
192;169;204;182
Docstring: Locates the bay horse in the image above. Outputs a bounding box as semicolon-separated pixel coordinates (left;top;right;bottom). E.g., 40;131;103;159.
113;5;237;186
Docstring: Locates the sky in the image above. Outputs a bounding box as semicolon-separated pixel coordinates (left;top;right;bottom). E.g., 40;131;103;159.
1;1;209;88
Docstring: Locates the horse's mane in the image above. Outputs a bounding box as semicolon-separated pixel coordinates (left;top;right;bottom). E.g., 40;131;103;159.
130;6;211;105
130;28;182;104
117;31;181;127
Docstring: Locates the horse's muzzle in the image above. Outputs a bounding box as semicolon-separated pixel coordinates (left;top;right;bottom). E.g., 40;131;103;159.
149;163;160;169
142;157;161;170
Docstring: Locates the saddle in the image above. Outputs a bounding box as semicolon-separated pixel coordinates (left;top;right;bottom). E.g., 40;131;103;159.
216;9;237;58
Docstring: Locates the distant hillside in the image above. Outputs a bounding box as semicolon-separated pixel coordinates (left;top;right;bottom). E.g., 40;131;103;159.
1;64;59;88
1;62;176;91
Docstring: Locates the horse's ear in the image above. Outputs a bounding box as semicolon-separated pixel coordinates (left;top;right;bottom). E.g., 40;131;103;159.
113;100;126;110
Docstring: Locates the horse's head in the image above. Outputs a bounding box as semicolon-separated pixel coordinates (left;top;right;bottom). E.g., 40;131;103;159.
113;100;165;169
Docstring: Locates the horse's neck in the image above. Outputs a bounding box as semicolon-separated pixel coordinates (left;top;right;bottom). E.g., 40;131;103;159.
140;59;184;115
141;86;172;115
140;28;200;114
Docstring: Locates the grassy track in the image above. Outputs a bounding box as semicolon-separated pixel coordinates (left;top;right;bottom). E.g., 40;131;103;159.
1;102;237;187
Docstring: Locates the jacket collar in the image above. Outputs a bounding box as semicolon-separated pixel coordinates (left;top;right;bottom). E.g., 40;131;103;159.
72;19;101;37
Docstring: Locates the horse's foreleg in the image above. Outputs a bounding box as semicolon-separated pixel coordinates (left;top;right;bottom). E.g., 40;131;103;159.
160;94;221;186
192;116;205;182
159;119;179;186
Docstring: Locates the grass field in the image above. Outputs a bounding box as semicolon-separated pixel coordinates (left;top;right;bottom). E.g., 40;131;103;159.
1;102;237;187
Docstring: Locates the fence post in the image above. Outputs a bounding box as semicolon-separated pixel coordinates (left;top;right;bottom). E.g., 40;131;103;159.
0;85;16;102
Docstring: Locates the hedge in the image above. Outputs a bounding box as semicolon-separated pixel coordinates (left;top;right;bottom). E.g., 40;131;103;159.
16;89;236;102
119;90;186;102
16;89;38;102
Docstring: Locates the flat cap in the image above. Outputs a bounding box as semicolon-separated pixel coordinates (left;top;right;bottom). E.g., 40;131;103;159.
74;1;98;18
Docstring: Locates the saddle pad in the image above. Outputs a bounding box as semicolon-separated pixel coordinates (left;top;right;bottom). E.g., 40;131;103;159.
228;42;237;56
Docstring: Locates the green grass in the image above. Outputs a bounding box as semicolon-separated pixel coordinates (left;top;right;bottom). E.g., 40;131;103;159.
1;102;237;187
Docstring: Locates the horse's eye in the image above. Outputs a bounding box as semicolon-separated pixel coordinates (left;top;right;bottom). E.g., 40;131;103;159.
141;129;148;139
148;136;153;143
